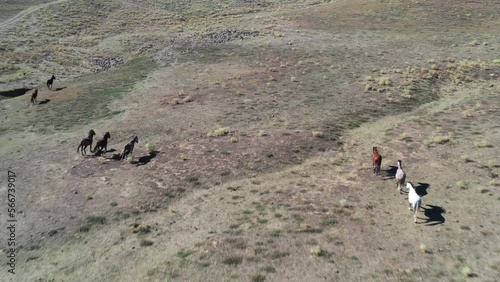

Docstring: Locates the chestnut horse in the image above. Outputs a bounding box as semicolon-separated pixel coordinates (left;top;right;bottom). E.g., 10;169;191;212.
121;136;138;160
372;146;382;175
30;88;38;104
77;130;96;155
92;132;111;155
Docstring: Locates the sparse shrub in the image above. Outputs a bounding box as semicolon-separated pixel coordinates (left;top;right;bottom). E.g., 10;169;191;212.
377;77;391;86
126;155;134;163
182;95;192;103
110;201;118;207
270;251;289;259
48;230;58;237
251;274;266;282
425;134;455;147
461;266;474;277
488;160;496;168
79;225;91;232
456;180;468;190
257;130;268;137
138;226;151;234
145;143;156;154
262;266;276;273
171;98;181;105
312;131;324;138
208;127;230;137
474;140;493;148
269;229;281;237
177;249;193;258
140;240;154;247
86;215;106;225
223;256;243;265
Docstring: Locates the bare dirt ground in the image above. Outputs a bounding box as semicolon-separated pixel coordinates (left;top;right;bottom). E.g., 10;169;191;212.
0;0;499;281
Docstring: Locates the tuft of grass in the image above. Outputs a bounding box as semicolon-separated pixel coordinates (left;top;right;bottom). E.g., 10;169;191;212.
270;251;289;259
187;175;201;186
461;266;474;277
312;131;324;138
208;127;230;137
460;225;471;231
140;240;154;247
138;226;151;234
456;180;468;190
86;216;106;225
182;95;193;103
474;140;493;148
126;155;134;163
110;201;118;207
177;249;193;258
321;216;337;226
377;76;391;86
145;143;156;154
262;266;276;273
48;230;58;237
269;229;281;237
79;225;91;232
223;256;243;265
251;274;266;282
425;133;455;147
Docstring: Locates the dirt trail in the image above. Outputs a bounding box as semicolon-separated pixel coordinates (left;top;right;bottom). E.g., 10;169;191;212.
0;0;69;30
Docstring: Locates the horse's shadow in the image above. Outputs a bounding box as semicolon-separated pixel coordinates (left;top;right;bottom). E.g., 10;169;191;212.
383;165;398;179
415;182;430;197
94;149;117;157
38;99;51;105
422;204;446;226
136;152;158;166
54;87;67;91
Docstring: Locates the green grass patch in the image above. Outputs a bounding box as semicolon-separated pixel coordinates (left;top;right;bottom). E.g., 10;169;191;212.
23;58;156;132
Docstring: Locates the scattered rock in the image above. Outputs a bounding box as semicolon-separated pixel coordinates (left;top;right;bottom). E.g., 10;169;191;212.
202;29;259;45
93;57;124;73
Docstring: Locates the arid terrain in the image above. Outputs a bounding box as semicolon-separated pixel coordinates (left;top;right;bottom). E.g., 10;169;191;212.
0;0;499;281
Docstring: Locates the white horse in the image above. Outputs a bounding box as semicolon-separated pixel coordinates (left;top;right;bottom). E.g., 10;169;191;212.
407;182;422;223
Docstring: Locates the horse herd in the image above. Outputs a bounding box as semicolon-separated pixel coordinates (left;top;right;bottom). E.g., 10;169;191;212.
77;129;139;161
372;147;422;223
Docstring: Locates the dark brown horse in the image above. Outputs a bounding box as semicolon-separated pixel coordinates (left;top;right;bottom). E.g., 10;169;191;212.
121;136;138;160
47;75;56;90
30;88;38;104
372;146;382;175
92;132;111;155
77;130;96;155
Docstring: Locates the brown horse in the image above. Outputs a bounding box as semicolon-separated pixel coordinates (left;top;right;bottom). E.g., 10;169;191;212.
77;130;96;155
92;132;111;155
30;88;38;104
372;146;382;175
121;136;138;160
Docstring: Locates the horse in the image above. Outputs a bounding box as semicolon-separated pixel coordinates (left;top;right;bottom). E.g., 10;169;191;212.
372;146;382;175
121;136;138;160
30;88;38;104
77;130;96;155
407;182;422;223
396;160;406;193
47;75;56;90
92;132;111;155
